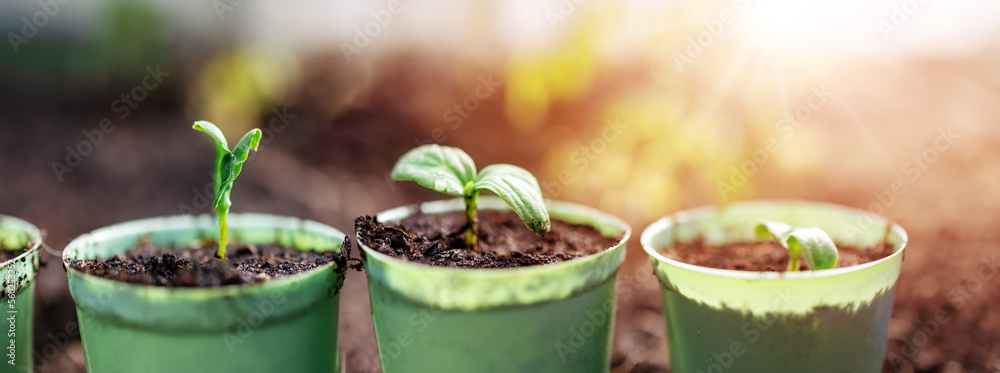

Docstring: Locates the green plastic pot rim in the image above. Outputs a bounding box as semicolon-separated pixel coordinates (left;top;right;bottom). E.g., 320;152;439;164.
641;199;907;281
359;196;631;310
61;213;347;331
0;215;43;294
642;200;908;315
63;213;345;296
0;214;42;263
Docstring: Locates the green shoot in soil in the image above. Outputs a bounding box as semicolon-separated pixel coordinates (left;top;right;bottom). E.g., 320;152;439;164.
193;121;261;260
390;144;550;251
755;221;838;271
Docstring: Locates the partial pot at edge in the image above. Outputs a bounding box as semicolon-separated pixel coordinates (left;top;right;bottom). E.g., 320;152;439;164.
62;213;348;372
0;215;41;373
641;200;907;373
359;196;631;373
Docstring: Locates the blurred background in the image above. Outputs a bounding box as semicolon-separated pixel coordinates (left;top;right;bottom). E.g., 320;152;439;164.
1;0;998;371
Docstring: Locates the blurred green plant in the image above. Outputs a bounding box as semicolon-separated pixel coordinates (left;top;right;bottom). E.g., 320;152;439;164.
193;121;262;260
391;144;550;251
191;49;295;135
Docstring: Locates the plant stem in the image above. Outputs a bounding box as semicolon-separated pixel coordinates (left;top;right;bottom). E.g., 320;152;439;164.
217;212;228;260
463;191;480;251
787;253;799;272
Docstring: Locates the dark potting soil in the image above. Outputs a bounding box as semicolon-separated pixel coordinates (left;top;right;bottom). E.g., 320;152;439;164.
663;238;895;272
68;241;345;287
355;210;621;269
0;247;29;263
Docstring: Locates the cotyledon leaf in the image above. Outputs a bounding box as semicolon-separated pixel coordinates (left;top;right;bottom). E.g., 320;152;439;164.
755;221;838;271
212;128;262;211
472;164;550;234
390;144;477;196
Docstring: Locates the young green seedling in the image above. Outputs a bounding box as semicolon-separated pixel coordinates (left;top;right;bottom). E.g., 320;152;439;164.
390;144;550;251
755;220;838;271
193;121;262;260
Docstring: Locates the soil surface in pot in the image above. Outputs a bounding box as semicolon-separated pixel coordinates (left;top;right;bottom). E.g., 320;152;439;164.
0;247;28;263
356;210;621;268
67;242;341;287
662;239;895;272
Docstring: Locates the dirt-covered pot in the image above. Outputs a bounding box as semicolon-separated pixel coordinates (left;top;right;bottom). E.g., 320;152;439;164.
641;200;907;373
62;213;348;372
358;197;631;372
0;216;41;373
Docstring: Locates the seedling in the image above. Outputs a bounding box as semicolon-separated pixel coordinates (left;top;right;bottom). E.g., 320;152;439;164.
755;221;838;271
193;121;262;260
390;144;550;251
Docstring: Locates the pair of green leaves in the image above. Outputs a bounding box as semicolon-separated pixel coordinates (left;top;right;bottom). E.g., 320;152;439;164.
193;121;261;259
755;221;839;271
193;121;262;214
390;144;551;236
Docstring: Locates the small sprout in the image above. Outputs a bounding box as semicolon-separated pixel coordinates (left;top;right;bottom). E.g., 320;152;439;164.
390;144;550;251
193;121;262;260
755;220;838;271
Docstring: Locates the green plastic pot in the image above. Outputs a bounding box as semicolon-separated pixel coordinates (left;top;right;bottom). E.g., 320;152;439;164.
62;213;348;373
358;197;631;372
641;200;907;373
0;216;41;373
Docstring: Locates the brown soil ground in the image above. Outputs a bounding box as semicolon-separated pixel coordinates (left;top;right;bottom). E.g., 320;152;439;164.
662;239;895;272
67;242;341;287
0;248;28;263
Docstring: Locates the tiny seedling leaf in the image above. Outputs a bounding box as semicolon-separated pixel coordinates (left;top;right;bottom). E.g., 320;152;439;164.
390;144;551;250
213;128;263;211
472;164;550;235
193;121;229;191
785;228;838;270
390;144;476;196
754;220;793;241
755;221;838;271
193;120;262;260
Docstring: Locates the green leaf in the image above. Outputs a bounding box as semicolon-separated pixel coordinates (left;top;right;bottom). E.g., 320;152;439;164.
194;121;262;260
212;128;262;212
785;228;839;270
755;221;839;271
390;145;552;249
755;220;792;241
756;220;801;271
390;144;477;196
192;121;229;191
472;164;551;234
